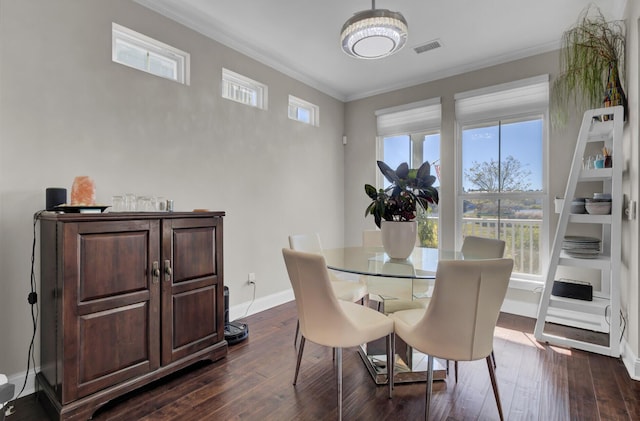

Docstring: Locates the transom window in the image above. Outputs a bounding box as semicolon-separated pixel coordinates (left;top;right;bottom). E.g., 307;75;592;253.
112;23;189;85
222;68;268;110
288;95;319;126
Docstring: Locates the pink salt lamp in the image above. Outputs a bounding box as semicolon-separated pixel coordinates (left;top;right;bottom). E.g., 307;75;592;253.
70;176;96;206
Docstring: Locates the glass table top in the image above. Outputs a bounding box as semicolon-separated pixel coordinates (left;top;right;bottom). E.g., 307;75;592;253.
323;246;461;279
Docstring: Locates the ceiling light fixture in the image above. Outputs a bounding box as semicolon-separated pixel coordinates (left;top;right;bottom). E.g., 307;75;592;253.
340;0;408;59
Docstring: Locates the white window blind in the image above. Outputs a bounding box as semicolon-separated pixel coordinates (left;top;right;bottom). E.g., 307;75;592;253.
455;75;549;122
375;98;441;137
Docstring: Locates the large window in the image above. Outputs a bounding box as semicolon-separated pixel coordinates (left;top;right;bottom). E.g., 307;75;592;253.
376;99;441;248
456;76;548;279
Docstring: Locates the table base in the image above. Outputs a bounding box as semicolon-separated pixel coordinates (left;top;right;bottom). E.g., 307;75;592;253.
357;343;446;385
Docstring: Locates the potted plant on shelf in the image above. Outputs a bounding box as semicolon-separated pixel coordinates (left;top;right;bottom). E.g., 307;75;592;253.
552;6;627;125
365;160;439;259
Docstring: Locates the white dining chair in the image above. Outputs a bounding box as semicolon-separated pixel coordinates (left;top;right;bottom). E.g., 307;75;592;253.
453;235;506;379
282;248;394;421
289;233;368;347
461;235;506;260
390;258;513;420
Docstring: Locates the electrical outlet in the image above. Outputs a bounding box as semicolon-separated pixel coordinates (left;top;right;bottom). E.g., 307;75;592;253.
248;272;256;285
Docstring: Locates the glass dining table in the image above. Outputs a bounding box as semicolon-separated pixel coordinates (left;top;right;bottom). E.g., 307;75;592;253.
323;246;461;385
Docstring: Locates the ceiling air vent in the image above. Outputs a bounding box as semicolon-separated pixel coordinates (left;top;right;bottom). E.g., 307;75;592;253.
413;39;442;54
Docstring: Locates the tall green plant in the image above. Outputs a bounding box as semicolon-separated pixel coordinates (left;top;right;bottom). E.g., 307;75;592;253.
552;6;626;125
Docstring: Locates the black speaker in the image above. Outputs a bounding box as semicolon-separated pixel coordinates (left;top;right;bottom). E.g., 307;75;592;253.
552;279;593;301
46;188;67;211
224;286;230;325
223;286;248;344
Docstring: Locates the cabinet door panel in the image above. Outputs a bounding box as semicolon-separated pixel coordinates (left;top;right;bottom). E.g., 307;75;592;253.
172;227;216;282
62;220;160;403
77;303;151;396
172;286;217;349
162;217;223;364
80;231;149;302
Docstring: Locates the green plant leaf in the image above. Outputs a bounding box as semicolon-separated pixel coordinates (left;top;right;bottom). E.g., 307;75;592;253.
551;5;626;126
395;162;409;179
377;161;400;185
364;184;378;200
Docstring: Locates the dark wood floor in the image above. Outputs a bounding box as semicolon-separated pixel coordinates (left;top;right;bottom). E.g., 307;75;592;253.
9;300;640;420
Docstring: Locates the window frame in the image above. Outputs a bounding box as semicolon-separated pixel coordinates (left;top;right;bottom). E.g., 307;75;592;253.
288;95;319;126
376;130;442;249
221;68;268;110
375;98;442;249
112;22;190;85
456;110;549;283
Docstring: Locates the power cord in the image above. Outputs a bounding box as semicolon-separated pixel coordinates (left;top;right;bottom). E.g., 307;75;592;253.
236;281;256;322
6;210;44;417
619;310;627;343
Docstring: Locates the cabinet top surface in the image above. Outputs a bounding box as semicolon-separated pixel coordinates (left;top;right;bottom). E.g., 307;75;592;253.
37;210;225;221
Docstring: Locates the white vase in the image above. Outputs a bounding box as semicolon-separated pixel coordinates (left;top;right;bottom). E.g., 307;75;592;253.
380;220;417;260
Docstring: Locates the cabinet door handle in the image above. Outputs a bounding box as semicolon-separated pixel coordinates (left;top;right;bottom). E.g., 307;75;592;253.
152;261;160;283
164;260;172;282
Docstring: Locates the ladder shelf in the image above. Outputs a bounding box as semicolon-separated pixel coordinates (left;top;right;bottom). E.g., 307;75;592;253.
534;106;623;357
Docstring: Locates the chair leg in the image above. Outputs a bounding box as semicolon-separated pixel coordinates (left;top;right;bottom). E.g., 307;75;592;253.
293;336;305;385
491;350;497;368
294;320;299;348
387;333;394;398
486;355;504;421
336;347;343;421
454;360;458;383
425;354;434;421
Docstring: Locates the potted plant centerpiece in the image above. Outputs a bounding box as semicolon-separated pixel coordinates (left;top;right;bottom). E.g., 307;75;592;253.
365;160;439;259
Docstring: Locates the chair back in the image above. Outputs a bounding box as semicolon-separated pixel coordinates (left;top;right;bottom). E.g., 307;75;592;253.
282;248;362;347
413;258;513;361
289;233;323;253
461;236;505;259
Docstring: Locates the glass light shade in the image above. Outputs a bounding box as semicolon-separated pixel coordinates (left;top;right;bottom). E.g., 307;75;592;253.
340;9;408;59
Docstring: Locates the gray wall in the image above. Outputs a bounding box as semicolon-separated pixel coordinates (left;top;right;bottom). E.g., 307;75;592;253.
0;0;345;377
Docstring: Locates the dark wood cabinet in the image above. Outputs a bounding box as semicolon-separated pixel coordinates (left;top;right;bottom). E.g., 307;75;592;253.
36;212;227;421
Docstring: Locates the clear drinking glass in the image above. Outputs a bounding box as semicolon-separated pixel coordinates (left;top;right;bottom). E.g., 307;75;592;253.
137;196;152;212
125;193;137;211
111;195;125;212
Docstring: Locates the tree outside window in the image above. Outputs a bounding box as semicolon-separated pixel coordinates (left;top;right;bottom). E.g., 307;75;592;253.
460;118;544;277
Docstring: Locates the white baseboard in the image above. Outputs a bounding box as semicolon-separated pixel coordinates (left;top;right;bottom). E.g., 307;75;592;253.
4;368;37;402
621;338;640;380
229;288;294;322
502;296;539;318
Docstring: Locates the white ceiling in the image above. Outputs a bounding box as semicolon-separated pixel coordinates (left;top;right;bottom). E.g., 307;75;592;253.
135;0;628;102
